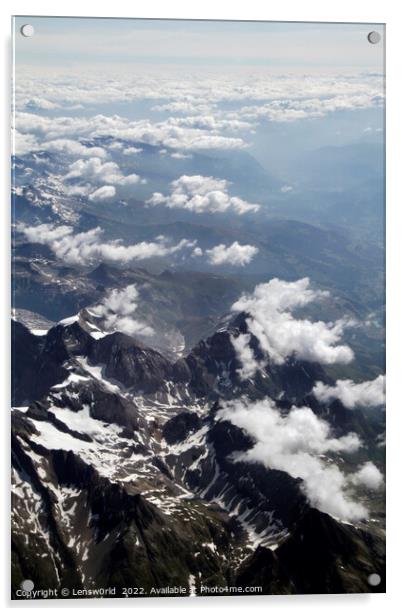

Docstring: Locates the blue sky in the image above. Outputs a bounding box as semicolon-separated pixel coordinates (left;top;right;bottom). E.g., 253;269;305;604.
14;16;384;70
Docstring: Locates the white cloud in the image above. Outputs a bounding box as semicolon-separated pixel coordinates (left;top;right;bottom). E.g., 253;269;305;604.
231;278;354;374
25;97;60;111
170;152;193;159
64;157;142;186
88;185;116;202
312;375;385;409
191;246;203;257
98;119;247;151
235;92;384;123
122;146;143;155
13;130;39;157
16;223;197;267
349;462;384;490
91;284;154;337
169;114;254;132
15;112;246;153
146;175;260;215
15;71;383;162
230;333;261;379
206;242;258;266
152;101;216;115
17;223;73;244
218;396;374;521
15;69;383;115
108;142;123;151
42;139;107;159
63;184;92;197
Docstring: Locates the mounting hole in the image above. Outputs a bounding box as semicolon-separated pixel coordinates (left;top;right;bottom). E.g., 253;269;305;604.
367;31;381;45
367;573;381;586
20;24;34;38
20;579;34;592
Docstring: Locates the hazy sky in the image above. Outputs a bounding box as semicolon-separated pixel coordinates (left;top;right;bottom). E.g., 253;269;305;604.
13;17;385;72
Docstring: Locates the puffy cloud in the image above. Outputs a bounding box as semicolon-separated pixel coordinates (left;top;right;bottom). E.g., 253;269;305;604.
169;114;254;132
64;157;142;186
15;112;246;153
91;284;154;337
231;278;354;374
312;375;385;409
206;242;258;266
42;139;107;159
16;223;197;267
13;130;39;157
18;223;73;244
218;396;375;521
88;185;116;202
122;146;143;155
349;462;384;490
151;101;216;115
63;184;92;197
91;119;247;151
170;152;193;159
146;175;260;215
25;97;60;111
235;92;384;123
108;142;123;151
191;246;203;257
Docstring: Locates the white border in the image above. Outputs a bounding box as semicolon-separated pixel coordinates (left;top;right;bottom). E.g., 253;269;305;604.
1;1;401;613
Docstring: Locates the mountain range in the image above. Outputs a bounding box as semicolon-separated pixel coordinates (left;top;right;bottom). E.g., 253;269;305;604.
11;126;385;598
12;300;385;596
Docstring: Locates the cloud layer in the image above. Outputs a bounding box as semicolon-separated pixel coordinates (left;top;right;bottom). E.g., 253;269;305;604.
146;175;260;215
14;70;384;163
231;278;354;376
313;375;385;409
218;396;382;521
16;70;384;118
15;112;246;157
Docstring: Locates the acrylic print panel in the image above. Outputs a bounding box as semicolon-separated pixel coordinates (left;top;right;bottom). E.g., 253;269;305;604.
11;16;385;600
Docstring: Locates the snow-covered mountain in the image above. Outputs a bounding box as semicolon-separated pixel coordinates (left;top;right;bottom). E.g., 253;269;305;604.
12;307;385;596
